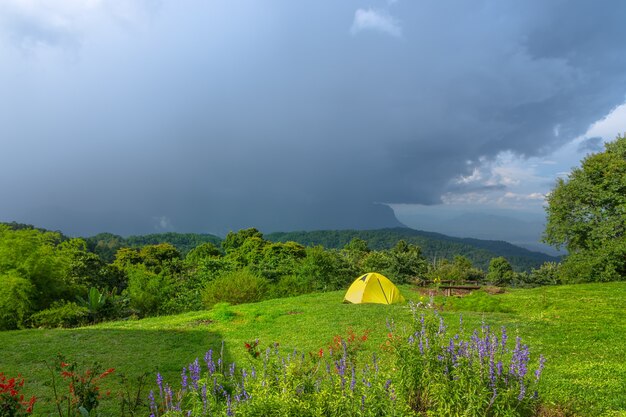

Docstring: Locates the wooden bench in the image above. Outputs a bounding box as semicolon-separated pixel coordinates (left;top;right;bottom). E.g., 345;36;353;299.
439;285;481;296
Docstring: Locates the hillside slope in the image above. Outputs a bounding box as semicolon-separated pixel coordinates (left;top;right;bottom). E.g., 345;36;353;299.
266;227;560;271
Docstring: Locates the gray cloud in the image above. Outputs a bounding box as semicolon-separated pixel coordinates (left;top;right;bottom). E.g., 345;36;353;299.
1;0;625;236
350;8;401;37
577;137;603;154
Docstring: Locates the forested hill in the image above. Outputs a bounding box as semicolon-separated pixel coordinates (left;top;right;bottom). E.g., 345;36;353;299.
1;221;557;271
84;232;222;262
266;227;559;271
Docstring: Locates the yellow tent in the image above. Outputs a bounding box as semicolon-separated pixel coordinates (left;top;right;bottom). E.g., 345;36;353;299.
344;272;405;304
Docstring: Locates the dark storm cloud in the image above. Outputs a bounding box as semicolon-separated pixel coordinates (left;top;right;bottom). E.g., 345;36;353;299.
577;137;603;154
1;0;625;236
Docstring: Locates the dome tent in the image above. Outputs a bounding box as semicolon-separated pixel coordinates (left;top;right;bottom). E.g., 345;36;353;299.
343;272;405;304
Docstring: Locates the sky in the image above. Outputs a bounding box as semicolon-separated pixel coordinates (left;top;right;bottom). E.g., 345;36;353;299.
1;0;626;247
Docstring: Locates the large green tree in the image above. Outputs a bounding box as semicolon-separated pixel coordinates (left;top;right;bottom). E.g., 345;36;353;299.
544;134;626;282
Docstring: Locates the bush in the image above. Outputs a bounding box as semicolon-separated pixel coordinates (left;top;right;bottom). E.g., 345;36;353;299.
268;275;312;299
426;256;484;284
529;262;561;286
557;243;626;283
29;301;88;328
0;373;36;415
201;269;269;308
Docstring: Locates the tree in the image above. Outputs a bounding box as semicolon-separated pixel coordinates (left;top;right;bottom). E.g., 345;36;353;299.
487;257;514;285
426;255;483;284
222;228;264;253
544;134;626;281
185;242;222;265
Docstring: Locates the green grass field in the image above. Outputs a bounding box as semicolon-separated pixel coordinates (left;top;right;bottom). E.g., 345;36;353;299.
1;282;625;416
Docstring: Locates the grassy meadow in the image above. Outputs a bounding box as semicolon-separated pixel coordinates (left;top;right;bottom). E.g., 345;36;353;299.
1;282;625;416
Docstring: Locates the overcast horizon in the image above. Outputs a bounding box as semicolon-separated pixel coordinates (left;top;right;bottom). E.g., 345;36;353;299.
1;1;626;251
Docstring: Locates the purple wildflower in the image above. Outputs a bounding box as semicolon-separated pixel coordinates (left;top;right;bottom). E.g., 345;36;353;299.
438;315;446;335
202;384;207;412
386;318;394;332
205;349;215;375
226;395;233;416
148;390;157;414
535;355;546;381
164;384;173;411
518;382;526;401
181;367;188;391
190;358;201;389
156;373;163;397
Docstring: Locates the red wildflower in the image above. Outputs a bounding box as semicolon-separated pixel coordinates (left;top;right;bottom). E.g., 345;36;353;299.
318;348;324;357
98;368;115;379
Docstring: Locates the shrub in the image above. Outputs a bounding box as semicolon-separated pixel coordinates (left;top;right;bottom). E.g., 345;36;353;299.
29;301;88;328
45;354;115;417
268;275;312;299
0;373;36;416
426;256;484;284
528;262;561;286
75;287;130;323
201;269;269;308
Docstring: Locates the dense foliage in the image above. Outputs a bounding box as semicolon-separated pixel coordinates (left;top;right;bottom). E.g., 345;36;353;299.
544;134;626;282
0;225;429;329
0;222;565;331
267;228;557;271
85;232;222;263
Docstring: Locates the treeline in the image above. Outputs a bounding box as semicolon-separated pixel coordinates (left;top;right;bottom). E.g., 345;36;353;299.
81;227;557;272
85;232;222;262
267;227;558;271
0;225;425;330
0;223;562;331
